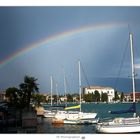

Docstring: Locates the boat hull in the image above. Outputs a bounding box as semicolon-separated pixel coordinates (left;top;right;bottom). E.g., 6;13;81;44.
52;119;64;124
96;123;140;133
52;118;99;125
64;118;99;124
54;111;97;120
43;110;56;118
44;113;55;118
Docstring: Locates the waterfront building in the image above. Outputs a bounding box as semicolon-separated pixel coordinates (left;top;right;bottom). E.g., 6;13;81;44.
124;94;131;102
73;96;79;102
0;91;6;101
83;86;115;102
123;92;140;102
130;92;140;102
60;96;67;102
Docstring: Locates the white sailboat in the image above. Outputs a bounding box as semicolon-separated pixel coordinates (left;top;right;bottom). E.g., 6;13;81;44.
44;76;65;118
52;61;98;124
95;33;140;133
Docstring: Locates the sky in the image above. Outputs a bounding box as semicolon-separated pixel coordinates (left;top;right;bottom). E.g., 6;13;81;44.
0;7;140;94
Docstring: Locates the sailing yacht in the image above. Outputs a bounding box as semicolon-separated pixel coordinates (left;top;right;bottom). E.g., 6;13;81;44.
52;61;98;124
44;76;65;118
95;33;140;133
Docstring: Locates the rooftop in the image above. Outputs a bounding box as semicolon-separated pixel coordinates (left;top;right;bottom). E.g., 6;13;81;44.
84;86;114;90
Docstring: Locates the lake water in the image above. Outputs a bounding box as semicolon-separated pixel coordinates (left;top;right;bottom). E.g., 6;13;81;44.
37;103;140;134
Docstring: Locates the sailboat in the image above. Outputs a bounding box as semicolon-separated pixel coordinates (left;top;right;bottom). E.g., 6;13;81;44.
52;61;98;124
44;76;65;118
95;33;140;133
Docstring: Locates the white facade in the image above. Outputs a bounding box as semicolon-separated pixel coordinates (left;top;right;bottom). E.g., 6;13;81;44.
84;86;115;102
60;97;67;102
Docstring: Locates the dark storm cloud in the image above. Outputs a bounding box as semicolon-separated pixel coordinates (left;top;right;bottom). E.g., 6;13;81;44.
0;7;140;93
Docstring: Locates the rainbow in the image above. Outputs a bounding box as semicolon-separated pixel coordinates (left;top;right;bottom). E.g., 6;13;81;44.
0;23;125;69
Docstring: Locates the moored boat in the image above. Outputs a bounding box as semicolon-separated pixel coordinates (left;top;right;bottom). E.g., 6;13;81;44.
53;61;97;124
52;117;99;125
96;117;140;133
64;118;99;124
44;76;66;118
54;110;97;120
52;118;64;124
95;33;140;133
44;105;65;118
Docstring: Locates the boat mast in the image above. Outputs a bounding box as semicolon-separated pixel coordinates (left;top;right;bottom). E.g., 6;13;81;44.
50;75;53;106
63;68;67;104
56;83;59;106
78;60;82;112
130;33;136;103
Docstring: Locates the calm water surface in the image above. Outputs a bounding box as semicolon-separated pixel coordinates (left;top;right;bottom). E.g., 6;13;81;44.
37;103;140;134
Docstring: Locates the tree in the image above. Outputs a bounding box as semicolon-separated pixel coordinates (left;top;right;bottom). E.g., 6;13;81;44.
52;95;57;103
19;75;39;110
101;93;108;102
83;93;94;102
32;94;46;107
113;91;120;101
94;90;100;102
5;87;27;125
67;94;73;102
5;87;26;108
5;87;19;107
120;92;124;102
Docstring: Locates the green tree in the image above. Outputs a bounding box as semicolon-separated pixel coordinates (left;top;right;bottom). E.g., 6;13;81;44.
5;87;27;108
92;94;96;102
101;93;108;102
94;90;100;102
52;95;57;103
32;94;46;107
83;93;94;102
67;94;73;102
120;92;124;102
76;95;80;102
5;87;20;107
113;91;120;101
5;87;27;125
19;75;39;110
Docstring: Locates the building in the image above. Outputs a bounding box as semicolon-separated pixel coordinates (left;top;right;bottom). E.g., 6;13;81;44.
123;92;140;102
60;97;67;102
130;92;140;102
83;86;115;102
0;91;6;101
124;94;131;102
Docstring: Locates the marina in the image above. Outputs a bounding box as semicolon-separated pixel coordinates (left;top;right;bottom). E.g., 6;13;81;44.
37;102;140;133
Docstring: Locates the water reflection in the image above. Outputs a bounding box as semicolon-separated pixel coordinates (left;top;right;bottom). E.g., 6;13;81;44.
37;117;94;134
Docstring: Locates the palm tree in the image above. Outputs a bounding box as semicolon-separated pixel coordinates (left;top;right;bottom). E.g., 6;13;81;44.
20;75;39;110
